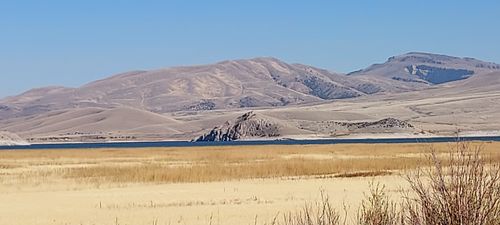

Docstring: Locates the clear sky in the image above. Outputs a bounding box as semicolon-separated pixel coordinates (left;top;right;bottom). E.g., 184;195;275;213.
1;0;499;97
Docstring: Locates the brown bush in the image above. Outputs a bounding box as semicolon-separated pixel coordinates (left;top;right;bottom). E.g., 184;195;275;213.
268;142;500;225
403;142;500;225
268;192;342;225
357;183;402;225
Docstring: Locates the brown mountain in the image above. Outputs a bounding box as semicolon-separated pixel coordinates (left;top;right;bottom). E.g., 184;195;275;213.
0;57;392;120
348;52;500;89
1;53;500;142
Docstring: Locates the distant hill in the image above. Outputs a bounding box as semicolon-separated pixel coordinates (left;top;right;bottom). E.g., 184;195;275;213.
0;57;392;120
1;52;499;142
4;53;498;121
348;52;500;87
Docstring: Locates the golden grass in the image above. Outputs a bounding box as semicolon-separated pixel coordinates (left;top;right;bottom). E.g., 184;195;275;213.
0;164;19;169
1;142;499;185
63;157;419;184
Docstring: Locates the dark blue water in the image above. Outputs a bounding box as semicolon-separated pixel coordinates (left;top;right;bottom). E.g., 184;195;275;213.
1;136;500;150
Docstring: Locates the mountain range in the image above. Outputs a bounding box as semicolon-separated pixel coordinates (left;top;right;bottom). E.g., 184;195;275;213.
1;52;500;142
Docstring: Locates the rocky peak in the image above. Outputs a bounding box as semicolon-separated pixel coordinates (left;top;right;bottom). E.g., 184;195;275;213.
194;111;281;141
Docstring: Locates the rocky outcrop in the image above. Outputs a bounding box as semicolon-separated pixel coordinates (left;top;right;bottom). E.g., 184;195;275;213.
298;118;415;135
336;118;414;130
0;131;29;146
195;112;281;141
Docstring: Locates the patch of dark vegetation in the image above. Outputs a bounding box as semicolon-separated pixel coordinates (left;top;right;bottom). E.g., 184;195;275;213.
19;104;53;117
397;55;444;64
333;170;393;178
278;97;291;106
300;76;360;100
476;63;500;69
0;105;10;111
185;99;216;111
239;96;262;108
355;83;382;94
28;134;137;143
269;71;287;87
337;118;414;130
391;76;429;84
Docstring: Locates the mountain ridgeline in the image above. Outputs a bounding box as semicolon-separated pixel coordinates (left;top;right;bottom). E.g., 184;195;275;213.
1;53;499;121
0;58;381;119
348;52;500;85
1;52;499;142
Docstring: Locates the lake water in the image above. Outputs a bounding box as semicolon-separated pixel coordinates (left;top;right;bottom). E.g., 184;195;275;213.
1;136;500;150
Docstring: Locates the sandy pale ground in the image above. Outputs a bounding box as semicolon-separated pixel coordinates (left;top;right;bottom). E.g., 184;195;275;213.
2;143;498;225
0;176;406;225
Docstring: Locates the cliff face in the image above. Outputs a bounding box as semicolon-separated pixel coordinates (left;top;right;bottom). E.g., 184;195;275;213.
195;112;281;141
0;131;29;146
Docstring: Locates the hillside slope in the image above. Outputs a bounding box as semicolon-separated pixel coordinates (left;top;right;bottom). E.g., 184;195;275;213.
1;53;500;142
0;58;389;120
0;131;29;146
348;52;500;89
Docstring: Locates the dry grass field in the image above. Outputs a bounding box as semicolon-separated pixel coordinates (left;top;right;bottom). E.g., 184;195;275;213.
0;142;499;225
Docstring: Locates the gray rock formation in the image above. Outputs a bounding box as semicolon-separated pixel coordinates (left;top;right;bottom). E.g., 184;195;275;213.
195;111;281;141
0;131;29;146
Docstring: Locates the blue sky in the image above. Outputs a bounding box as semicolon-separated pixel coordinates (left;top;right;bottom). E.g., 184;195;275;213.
1;0;499;97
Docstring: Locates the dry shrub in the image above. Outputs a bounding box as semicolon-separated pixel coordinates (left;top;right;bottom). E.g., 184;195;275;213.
403;142;500;225
268;192;342;225
357;183;402;225
267;184;401;225
265;142;500;225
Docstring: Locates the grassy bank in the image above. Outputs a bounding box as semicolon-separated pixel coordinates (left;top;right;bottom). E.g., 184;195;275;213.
1;142;499;185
